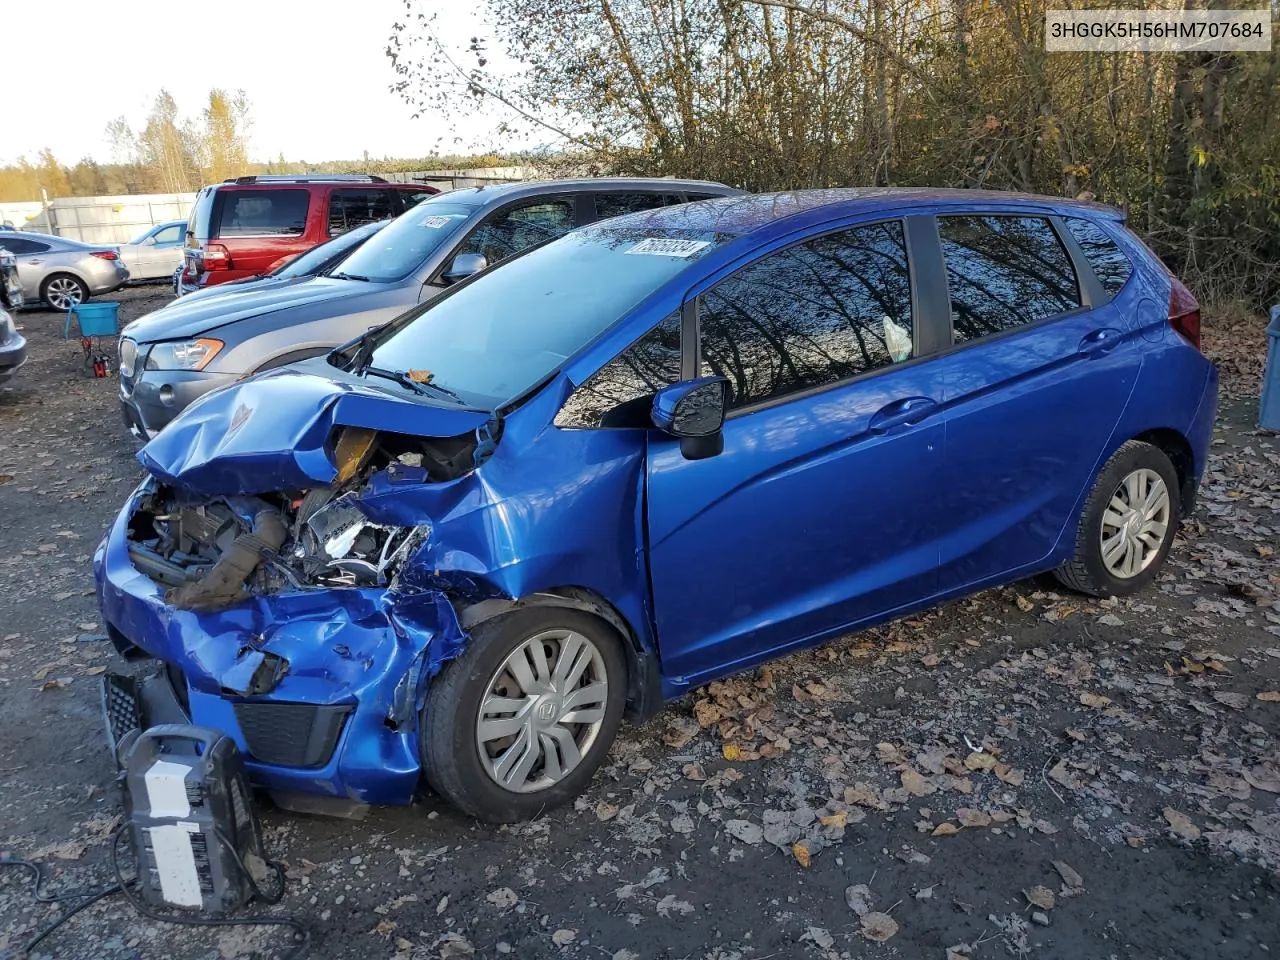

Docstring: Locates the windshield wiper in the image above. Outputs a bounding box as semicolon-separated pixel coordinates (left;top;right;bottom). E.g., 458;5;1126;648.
358;365;467;405
332;271;372;282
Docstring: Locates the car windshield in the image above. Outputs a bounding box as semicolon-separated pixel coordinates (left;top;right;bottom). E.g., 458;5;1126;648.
365;227;731;408
334;199;475;282
274;221;384;279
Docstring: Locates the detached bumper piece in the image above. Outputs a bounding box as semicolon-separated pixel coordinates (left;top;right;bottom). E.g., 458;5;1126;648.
103;667;192;764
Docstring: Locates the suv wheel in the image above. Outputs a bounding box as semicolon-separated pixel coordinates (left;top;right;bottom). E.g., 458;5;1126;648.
1055;440;1181;597
421;607;627;823
42;273;88;311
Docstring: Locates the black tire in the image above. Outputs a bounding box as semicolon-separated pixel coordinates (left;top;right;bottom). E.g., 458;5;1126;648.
40;273;89;311
421;607;628;823
1054;440;1181;597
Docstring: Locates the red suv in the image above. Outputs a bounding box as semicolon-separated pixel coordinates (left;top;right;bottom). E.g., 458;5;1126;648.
180;175;437;293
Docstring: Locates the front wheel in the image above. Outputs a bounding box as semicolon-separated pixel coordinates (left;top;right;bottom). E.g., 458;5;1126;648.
42;273;88;311
1054;440;1182;597
421;607;628;823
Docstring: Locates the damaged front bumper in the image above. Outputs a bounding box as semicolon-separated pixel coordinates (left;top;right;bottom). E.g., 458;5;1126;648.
94;480;466;807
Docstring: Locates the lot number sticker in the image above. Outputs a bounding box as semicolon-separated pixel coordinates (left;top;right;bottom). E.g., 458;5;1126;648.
419;215;456;229
625;238;711;257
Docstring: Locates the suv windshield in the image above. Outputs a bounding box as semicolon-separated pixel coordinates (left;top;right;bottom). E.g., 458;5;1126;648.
274;220;385;279
334;199;474;282
364;227;730;408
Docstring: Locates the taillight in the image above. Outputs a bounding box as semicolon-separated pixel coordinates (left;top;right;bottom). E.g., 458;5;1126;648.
1168;276;1201;350
202;243;231;270
91;250;119;261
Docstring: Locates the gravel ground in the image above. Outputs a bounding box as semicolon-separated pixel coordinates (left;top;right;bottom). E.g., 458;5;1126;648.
0;287;1277;960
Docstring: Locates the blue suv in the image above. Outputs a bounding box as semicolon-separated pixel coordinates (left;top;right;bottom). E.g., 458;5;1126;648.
96;189;1216;822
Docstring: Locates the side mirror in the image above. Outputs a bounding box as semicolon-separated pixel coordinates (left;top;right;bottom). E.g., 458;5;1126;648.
144;235;157;246
652;376;729;460
442;252;487;284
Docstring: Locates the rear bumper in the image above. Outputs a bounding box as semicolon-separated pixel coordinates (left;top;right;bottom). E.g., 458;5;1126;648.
93;482;465;806
88;264;130;295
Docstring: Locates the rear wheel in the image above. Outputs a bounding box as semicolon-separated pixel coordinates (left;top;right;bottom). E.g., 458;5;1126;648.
1054;440;1181;597
421;607;627;823
42;273;88;311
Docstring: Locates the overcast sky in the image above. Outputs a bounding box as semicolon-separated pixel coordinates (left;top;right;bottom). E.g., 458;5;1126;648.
4;0;516;166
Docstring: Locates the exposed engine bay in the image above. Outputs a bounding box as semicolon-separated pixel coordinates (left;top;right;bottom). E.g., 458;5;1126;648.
125;426;478;611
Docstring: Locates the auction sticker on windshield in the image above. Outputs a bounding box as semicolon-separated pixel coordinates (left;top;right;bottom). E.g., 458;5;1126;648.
625;238;712;257
419;215;457;228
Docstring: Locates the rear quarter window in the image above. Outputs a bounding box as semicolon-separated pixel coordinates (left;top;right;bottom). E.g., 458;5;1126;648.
214;189;310;238
1062;217;1134;298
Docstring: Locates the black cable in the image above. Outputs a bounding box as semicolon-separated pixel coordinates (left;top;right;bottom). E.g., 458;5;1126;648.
0;853;124;956
109;825;310;960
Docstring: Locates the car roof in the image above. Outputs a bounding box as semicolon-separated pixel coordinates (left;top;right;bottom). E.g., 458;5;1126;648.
603;187;1126;237
0;230;81;246
431;177;740;209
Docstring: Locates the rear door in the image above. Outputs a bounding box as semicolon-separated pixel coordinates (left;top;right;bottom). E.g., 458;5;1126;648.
326;188;397;237
645;218;947;684
928;212;1141;591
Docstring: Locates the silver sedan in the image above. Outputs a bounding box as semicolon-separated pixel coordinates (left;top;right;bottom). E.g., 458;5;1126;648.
0;230;130;310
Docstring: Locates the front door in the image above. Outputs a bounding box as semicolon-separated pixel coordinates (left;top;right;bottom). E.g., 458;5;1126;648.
645;219;946;685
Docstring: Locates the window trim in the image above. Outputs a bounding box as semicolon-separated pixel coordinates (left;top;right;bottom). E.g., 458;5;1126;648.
931;211;1094;355
688;216;929;420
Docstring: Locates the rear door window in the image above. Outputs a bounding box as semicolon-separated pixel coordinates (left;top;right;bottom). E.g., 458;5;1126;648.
594;192;672;220
698;220;915;410
453;198;576;267
1062;217;1134;298
0;238;49;254
214;189;310;238
328;189;396;235
938;215;1081;344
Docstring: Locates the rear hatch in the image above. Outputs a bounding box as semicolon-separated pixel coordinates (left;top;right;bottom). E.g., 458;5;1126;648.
185;186;313;286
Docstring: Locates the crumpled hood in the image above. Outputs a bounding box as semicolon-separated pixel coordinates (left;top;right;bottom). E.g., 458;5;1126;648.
121;276;376;342
138;364;492;496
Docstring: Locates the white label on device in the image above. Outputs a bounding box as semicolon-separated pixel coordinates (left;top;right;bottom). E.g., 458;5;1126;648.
625;238;711;257
144;760;192;818
149;823;202;907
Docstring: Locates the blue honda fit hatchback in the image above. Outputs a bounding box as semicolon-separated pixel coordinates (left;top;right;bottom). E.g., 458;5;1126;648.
96;189;1216;822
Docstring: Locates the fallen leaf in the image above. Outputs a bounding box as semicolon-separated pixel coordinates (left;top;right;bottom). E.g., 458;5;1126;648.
931;822;960;837
1052;860;1084;891
946;944;974;960
1163;807;1201;840
860;911;899;942
486;887;518;909
957;808;991;828
1065;728;1087;742
40;678;70;691
1023;885;1055;909
1015;595;1035;612
374;919;397;937
725;819;763;845
844;782;888;810
682;762;707;781
995;763;1025;786
722;744;742;761
845;883;874;916
670;814;695;835
792;841;812;868
438;936;475;960
1257;691;1280;702
1213;691;1250;710
901;768;937;797
596;802;618;821
551;929;576;947
1079;692;1111;708
819;810;848;829
405;368;433;383
1242;763;1280;793
693;699;722;727
802;926;834;950
964;751;997;772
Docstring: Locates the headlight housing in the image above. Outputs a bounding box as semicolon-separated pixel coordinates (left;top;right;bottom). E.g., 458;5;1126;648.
145;337;224;372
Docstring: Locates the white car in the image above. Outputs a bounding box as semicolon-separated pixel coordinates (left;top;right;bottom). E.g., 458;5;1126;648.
117;221;187;282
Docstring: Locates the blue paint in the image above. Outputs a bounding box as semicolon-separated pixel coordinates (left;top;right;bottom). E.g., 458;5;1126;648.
96;189;1215;806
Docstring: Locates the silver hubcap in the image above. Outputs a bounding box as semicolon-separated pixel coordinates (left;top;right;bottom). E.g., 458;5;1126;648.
1100;467;1170;579
47;277;83;310
476;629;608;794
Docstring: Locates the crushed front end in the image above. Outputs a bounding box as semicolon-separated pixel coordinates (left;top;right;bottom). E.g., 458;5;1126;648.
95;415;478;808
